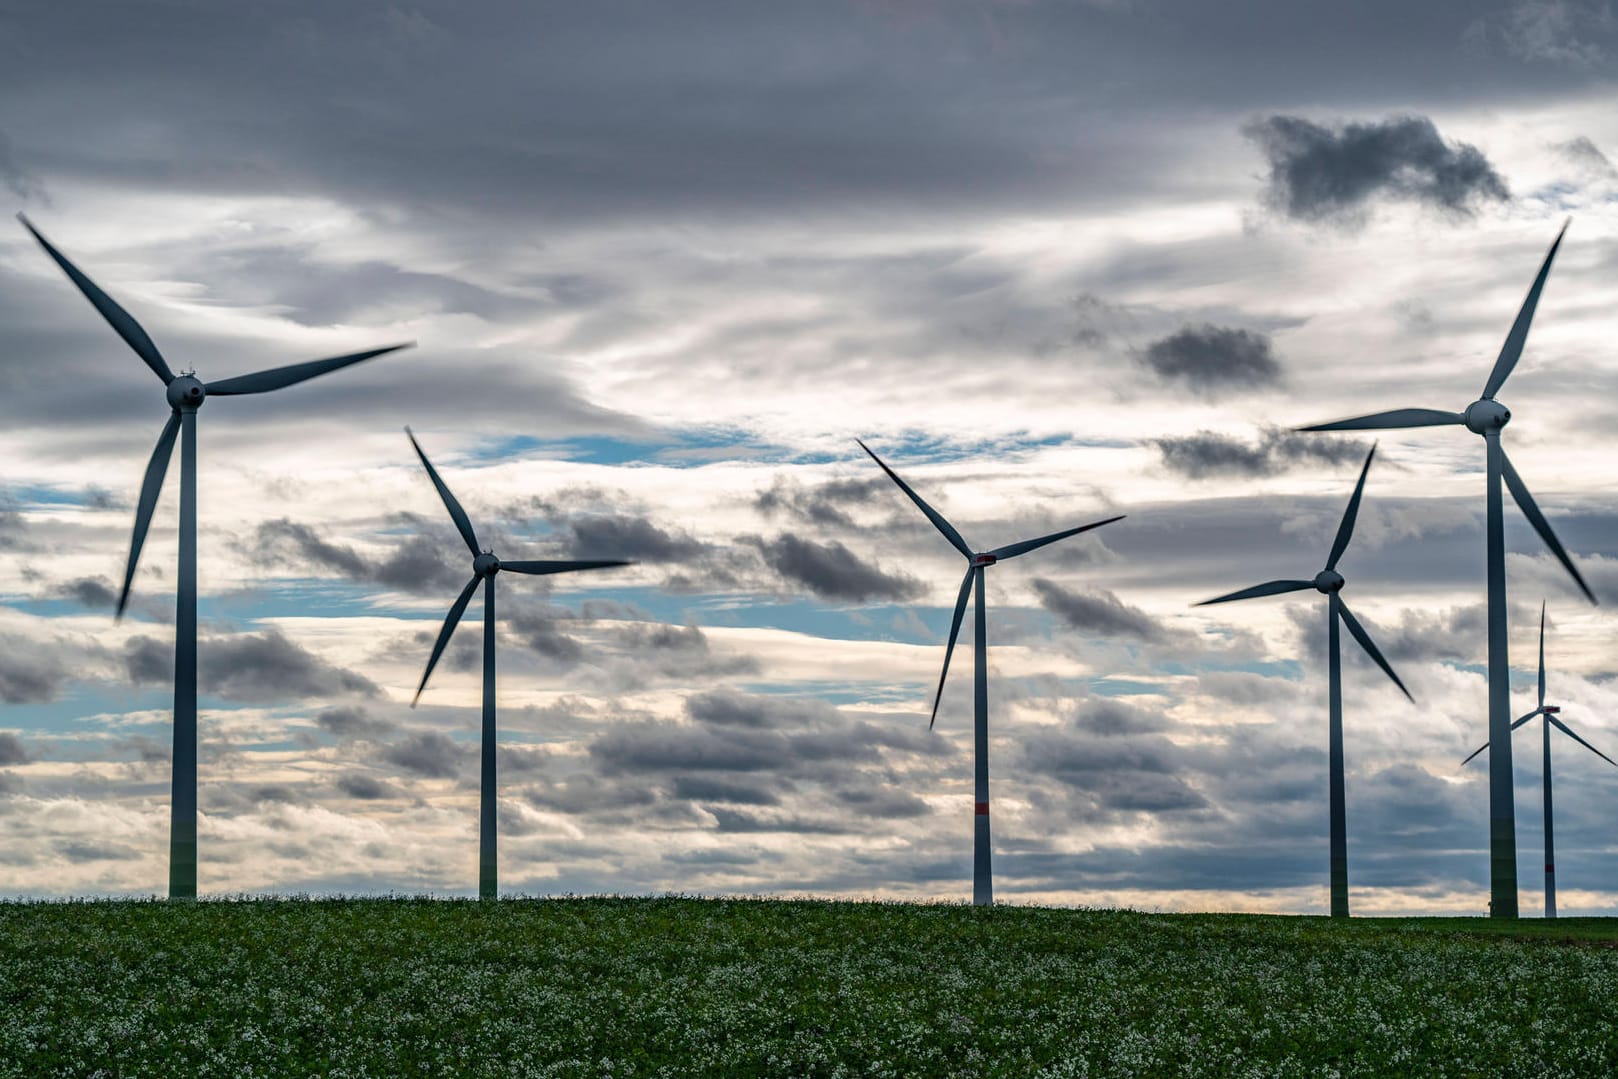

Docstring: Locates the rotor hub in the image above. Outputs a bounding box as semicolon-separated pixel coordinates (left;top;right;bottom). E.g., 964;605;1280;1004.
1464;398;1510;434
1313;569;1345;594
473;552;500;577
166;375;207;412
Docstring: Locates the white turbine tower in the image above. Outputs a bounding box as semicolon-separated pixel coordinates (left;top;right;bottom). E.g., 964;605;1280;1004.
1462;603;1616;918
406;428;630;899
1196;444;1410;917
858;439;1122;905
20;214;412;899
1298;223;1596;918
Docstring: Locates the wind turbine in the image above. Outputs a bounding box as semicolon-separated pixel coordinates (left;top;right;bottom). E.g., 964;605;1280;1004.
406;428;629;900
19;214;411;900
1298;222;1595;918
857;439;1123;906
1462;602;1615;918
1196;444;1411;918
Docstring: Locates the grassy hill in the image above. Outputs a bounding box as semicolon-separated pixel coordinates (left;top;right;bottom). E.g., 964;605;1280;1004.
3;897;1617;1077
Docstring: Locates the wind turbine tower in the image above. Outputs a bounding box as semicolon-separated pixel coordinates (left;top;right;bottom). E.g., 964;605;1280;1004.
406;429;630;899
1197;445;1410;917
1462;603;1616;918
20;214;411;899
858;439;1122;905
1298;223;1595;917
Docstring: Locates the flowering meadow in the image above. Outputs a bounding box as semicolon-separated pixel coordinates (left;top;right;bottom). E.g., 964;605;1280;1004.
2;896;1616;1077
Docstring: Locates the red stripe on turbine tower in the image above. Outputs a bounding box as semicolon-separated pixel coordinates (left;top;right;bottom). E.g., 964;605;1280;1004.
975;801;989;815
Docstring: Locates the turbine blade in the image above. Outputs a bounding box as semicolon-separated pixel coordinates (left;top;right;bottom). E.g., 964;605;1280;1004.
1460;741;1490;768
1326;443;1377;571
1482;220;1568;401
413;575;482;706
500;559;631;576
205;343;412;396
1297;408;1465;433
930;567;975;730
1549;714;1618;768
1538;601;1547;708
856;439;972;559
116;412;181;619
1194;579;1313;606
18;214;175;384
1500;448;1596;605
405;427;480;556
988;515;1125;562
1513;709;1542;730
1338;600;1413;702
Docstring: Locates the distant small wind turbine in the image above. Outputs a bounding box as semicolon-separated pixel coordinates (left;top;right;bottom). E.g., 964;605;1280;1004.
857;439;1123;906
19;214;411;900
1196;444;1410;918
1298;223;1596;918
1462;602;1615;918
406;428;629;900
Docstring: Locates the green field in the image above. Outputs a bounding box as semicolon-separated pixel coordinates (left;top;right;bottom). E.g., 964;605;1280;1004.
3;897;1617;1077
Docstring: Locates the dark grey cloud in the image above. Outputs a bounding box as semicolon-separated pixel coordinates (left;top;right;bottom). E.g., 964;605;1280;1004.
1244;114;1510;225
0;635;71;704
251;516;463;595
1020;730;1209;819
0;733;30;766
506;607;585;665
1031;579;1166;643
836;785;931;820
747;533;922;603
1290;601;1490;668
1467;2;1618;69
755;476;887;530
671;775;781;806
591;723;788;774
115;735;172;765
57;840;140;863
1555;134;1618;178
0;129;47;204
336;773;399;800
709;807;846;834
687;688;783;729
58;576;117;611
124;627;378;702
589;691;932;785
1080;698;1176;737
1138;325;1281;392
0;505;24;550
381;731;467;779
180;244;546;328
1154;428;1366;480
316;706;398;740
521;775;661;816
602;624;760;686
564;515;702;562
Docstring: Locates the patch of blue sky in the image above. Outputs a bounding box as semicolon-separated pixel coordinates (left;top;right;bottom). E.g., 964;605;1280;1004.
3;686;173;742
0;483;115;508
729;680;924;708
455;425;1131;472
664;594;942;645
864;429;1131;465
2;596;113;619
1087;677;1174;697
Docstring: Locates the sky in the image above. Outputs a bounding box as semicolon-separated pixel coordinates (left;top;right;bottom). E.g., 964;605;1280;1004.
3;0;1618;914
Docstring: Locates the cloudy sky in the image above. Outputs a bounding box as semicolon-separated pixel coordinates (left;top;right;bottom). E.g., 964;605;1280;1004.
4;0;1618;914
